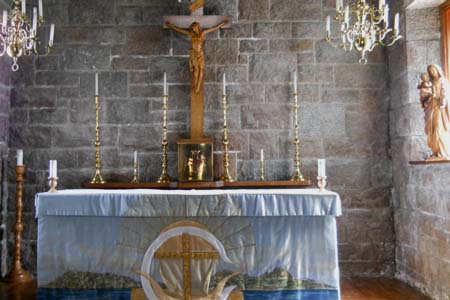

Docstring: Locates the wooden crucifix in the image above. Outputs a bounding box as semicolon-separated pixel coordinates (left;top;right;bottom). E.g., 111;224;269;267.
164;0;231;139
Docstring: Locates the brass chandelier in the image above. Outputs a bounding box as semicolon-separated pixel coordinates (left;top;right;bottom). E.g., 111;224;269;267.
0;0;54;71
325;0;402;64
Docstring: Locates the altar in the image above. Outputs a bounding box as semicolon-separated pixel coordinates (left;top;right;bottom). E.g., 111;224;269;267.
35;189;341;300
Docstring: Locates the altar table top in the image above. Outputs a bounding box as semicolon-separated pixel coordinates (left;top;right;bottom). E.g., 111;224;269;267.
35;188;342;218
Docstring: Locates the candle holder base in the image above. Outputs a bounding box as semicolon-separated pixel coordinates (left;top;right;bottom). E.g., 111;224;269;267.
2;266;33;283
90;170;106;184
48;177;58;193
317;176;327;192
290;168;304;181
157;172;172;184
220;172;235;182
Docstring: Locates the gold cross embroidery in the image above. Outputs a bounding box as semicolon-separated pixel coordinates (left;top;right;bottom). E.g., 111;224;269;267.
154;233;219;300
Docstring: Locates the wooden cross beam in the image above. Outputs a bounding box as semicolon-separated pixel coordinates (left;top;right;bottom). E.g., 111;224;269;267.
163;0;230;139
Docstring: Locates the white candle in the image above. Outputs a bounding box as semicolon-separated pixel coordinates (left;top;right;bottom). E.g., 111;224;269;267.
260;148;264;161
326;15;331;35
394;12;400;34
318;159;326;177
293;71;298;94
21;0;26;14
336;0;343;11
17;149;23;166
52;160;57;178
38;0;43;18
134;151;137;164
49;23;54;46
32;7;37;33
2;10;7;29
384;4;389;27
222;73;226;95
344;6;350;24
163;72;168;95
48;160;52;177
95;72;99;95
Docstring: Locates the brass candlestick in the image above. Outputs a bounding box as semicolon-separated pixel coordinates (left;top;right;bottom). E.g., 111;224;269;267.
291;92;304;181
317;176;327;192
90;95;106;184
157;94;172;183
2;165;32;283
220;94;234;182
259;159;265;181
131;159;139;183
48;176;58;192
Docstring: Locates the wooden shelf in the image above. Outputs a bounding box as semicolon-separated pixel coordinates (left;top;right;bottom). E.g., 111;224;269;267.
83;182;172;189
224;180;312;188
83;180;313;190
409;159;450;165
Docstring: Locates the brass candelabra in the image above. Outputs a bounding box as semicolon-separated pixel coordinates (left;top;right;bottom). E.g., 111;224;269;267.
90;95;106;184
2;165;32;283
157;94;172;183
220;94;234;182
291;92;304;181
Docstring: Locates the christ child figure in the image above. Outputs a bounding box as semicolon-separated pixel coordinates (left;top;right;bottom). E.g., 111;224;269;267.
418;73;433;109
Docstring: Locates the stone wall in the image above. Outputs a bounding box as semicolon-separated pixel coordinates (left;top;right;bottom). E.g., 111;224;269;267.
388;2;450;299
4;0;394;277
0;60;11;276
0;0;11;277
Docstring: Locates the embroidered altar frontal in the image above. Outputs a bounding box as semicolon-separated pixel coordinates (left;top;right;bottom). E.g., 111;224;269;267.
35;189;342;300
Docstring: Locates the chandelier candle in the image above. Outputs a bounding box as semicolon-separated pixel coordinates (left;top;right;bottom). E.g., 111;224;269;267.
325;0;402;64
38;0;43;18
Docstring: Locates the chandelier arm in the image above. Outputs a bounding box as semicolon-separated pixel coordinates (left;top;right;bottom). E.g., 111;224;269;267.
0;35;6;56
379;35;402;47
32;40;52;56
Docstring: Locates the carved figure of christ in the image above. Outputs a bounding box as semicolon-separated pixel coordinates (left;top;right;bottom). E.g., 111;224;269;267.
163;1;230;139
165;20;228;94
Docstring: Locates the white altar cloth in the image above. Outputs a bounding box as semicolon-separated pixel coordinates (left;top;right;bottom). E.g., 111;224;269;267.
35;188;341;297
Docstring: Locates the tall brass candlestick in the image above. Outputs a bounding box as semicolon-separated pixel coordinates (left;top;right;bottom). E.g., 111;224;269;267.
2;165;32;283
157;94;172;183
291;92;304;181
90;95;106;184
131;160;139;183
220;94;234;182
